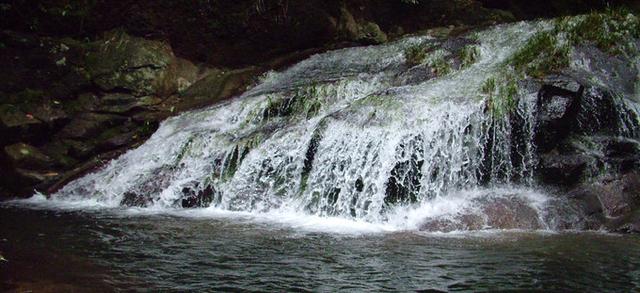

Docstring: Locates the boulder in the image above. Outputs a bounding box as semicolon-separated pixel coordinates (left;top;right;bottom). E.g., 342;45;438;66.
85;31;200;97
85;31;174;95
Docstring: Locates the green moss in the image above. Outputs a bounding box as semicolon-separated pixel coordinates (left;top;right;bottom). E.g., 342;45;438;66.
556;8;640;55
174;135;195;164
404;42;433;66
508;31;570;78
460;45;480;68
261;84;324;122
427;51;452;76
482;74;520;116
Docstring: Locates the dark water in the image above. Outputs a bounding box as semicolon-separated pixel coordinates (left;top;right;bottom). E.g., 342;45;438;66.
1;206;639;292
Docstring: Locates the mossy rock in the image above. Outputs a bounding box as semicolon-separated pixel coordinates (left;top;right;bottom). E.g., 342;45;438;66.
58;113;126;139
4;143;52;169
0;104;42;128
178;67;260;111
357;22;388;45
84;31;174;96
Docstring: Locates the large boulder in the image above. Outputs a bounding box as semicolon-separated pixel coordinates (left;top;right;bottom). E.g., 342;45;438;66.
84;31;199;97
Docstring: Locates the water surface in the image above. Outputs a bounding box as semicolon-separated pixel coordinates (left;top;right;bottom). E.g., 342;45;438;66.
1;206;639;292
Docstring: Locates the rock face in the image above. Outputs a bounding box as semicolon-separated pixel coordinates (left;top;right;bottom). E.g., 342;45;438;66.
0;30;260;197
532;68;640;233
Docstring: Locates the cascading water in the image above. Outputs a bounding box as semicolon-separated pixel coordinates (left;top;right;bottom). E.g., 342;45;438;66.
39;19;640;232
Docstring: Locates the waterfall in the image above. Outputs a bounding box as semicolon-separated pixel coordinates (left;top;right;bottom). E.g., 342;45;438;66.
42;19;640;232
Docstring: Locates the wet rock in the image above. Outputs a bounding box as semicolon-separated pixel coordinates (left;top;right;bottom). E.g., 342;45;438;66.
567;185;604;217
419;195;543;232
479;196;542;230
534;77;582;152
538;152;598;187
598;173;640;218
568;172;640;232
4;143;52;169
120;192;152;207
180;185;214;208
95;127;138;151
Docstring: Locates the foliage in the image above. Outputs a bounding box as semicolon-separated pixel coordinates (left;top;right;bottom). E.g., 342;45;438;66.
404;43;431;66
481;74;520;117
508;31;570;78
556;7;640;56
460;45;480;68
427;50;452;76
262;84;324;122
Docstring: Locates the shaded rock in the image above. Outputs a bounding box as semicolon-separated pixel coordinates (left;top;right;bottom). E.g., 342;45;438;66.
154;58;200;97
58;113;125;139
98;93;162;114
598;173;640;218
568;172;640;232
534;77;582;152
4;143;52;169
30;104;68;125
356;22;388;45
336;5;387;45
62;139;96;160
66;93;100;113
538;152;598;187
85;31;174;96
0;104;42;129
84;31;200;98
40;141;79;169
178;67;260;111
14;168;60;187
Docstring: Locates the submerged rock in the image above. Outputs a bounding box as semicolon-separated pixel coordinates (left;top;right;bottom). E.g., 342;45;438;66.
419;194;543;232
